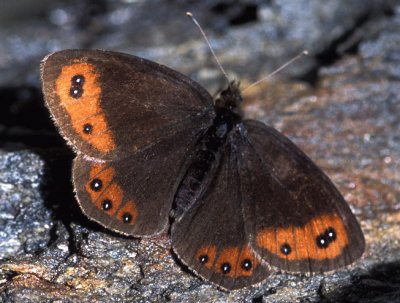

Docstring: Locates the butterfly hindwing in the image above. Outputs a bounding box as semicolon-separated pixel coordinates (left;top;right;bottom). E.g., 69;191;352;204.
238;120;365;272
171;136;270;290
72;115;207;236
41;49;215;160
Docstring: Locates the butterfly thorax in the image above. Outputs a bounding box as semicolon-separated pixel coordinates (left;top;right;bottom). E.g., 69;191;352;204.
172;83;243;219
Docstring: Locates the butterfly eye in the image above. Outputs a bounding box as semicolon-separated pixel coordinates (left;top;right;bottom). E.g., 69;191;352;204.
90;178;103;192
221;262;231;274
241;259;252;271
280;243;292;255
102;199;112;211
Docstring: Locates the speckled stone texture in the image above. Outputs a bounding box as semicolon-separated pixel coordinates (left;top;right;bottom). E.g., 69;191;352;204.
0;1;399;302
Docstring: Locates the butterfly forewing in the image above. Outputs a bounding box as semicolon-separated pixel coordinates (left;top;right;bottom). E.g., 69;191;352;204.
238;120;365;272
41;50;215;160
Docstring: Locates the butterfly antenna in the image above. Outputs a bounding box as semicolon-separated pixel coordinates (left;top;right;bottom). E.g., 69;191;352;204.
242;50;309;93
186;12;230;84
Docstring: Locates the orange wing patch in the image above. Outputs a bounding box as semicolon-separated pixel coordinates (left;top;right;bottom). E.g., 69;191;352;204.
235;246;259;277
56;62;116;153
195;245;217;269
256;214;348;261
117;201;138;225
215;247;239;277
196;245;259;278
85;163;137;225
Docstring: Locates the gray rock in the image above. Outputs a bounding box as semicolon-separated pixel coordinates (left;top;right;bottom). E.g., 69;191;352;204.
0;151;52;259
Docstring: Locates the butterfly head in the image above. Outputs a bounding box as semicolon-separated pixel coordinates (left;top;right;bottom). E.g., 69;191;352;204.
215;81;243;119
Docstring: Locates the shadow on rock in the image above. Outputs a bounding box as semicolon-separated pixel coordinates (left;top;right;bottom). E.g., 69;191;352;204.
321;261;400;303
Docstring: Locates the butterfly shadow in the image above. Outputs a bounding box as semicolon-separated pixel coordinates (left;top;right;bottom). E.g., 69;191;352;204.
40;151;140;255
319;260;400;303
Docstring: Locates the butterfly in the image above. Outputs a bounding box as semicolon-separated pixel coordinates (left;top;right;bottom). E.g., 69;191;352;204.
41;49;364;290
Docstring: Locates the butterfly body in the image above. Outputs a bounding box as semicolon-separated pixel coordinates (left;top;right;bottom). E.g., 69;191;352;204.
41;49;364;290
173;83;242;218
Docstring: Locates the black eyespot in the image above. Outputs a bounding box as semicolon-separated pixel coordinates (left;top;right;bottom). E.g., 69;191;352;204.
280;243;292;255
70;87;83;98
316;234;329;248
90;178;102;192
71;74;85;85
221;262;231;274
70;75;85;99
102;199;112;211
199;255;208;264
325;227;336;242
122;213;132;223
241;259;252;271
83;123;93;134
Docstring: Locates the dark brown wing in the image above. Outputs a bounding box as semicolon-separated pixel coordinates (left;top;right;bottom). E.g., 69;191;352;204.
42;49;215;236
238;120;364;272
171;138;270;290
72;114;212;236
41;49;214;160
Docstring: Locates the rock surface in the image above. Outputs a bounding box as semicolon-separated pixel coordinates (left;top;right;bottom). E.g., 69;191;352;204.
0;1;399;302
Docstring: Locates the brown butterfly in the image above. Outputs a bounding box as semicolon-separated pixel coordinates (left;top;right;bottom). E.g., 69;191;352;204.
41;49;364;290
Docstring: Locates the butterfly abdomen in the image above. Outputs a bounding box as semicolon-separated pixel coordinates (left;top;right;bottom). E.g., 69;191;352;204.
172;87;242;219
